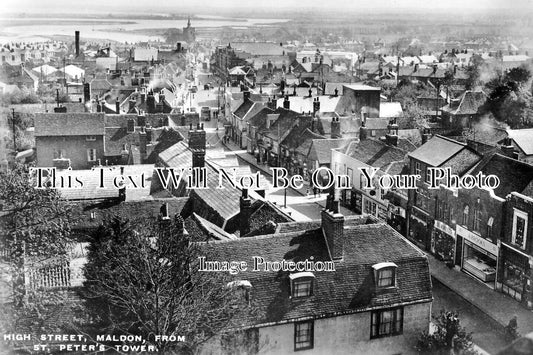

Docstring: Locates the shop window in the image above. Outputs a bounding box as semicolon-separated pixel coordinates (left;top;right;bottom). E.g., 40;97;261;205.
371;307;403;339
462;205;469;226
487;217;494;239
512;209;527;249
294;320;314;351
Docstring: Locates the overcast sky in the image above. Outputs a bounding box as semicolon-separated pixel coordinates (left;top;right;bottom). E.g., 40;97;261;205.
1;0;530;14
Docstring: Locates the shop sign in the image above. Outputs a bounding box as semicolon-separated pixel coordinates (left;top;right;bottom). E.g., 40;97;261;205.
434;220;455;238
457;225;498;255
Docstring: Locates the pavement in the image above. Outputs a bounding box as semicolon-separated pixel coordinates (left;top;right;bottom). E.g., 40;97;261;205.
427;252;533;334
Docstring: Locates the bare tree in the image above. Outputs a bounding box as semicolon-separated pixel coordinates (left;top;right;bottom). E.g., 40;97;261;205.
82;215;252;354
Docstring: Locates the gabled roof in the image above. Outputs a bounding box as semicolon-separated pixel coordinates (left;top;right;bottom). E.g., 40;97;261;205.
507;128;533;155
308;138;355;165
34;113;105;137
409;135;475;167
199;218;431;329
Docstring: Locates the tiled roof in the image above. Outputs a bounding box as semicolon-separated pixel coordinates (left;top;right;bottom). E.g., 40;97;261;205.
343;84;381;91
199;219;431;329
365;117;390;130
409;135;471;166
104;127;138;156
186;212;238;241
233;99;255;119
158;141;192;169
34;113;105;137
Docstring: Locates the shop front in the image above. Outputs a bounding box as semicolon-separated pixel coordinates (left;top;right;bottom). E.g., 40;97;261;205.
432;220;456;263
409;208;431;251
499;243;531;305
457;225;498;286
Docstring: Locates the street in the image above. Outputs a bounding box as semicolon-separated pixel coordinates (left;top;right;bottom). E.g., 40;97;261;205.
432;277;508;354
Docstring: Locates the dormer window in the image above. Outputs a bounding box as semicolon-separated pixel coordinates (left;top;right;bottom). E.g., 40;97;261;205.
226;280;252;304
372;262;398;288
289;272;315;298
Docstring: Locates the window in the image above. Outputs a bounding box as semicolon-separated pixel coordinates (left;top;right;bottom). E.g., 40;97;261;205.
86;135;96;141
372;262;397;288
512;209;528;249
371;308;403;338
473;207;481;232
378;268;394;287
462;205;469;226
87;148;97;162
371;130;376;137
53;149;65;159
294;321;314;351
414;161;421;176
487;217;494;239
425;167;431;183
290;272;314;298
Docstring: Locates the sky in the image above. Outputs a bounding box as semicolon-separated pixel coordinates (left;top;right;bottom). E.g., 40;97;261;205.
1;0;531;14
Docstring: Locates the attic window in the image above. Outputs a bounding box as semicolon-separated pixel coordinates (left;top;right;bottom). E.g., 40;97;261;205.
289;272;315;298
226;280;252;304
372;262;398;288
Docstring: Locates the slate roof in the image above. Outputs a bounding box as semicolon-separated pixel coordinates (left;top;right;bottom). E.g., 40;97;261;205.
409;135;473;167
104;127;138;156
158;141;192;169
507;128;533;155
233;99;255;119
199;219;432;329
34;113;105;137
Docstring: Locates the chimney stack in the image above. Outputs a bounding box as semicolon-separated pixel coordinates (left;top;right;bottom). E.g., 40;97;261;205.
189;123;206;170
267;96;277;110
127;118;135;133
313;97;321;116
321;190;344;260
421;128;432;144
385;119;399;146
243;90;251;101
331;115;341;139
360;112;368;140
115;99;120;114
139;127;147;162
147;91;156;114
501;137;517;159
75;31;80;57
283;95;290;110
239;189;252;236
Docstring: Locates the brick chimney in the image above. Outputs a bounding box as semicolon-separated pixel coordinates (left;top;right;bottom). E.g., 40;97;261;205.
118;166;126;201
331;115;341;138
360;112;368;140
385;119;399;146
501;137;517;159
115;99;120;114
267;96;277;110
313;97;320;116
283;95;290;110
147;91;156;114
139;127;147;162
421;128;432;144
243;90;251;101
75;31;80;57
127;118;135;133
239;189;252;236
321;191;345;260
189;123;206;169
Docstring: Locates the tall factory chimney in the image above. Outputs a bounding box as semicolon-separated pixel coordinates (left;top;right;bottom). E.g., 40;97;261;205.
75;31;80;57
